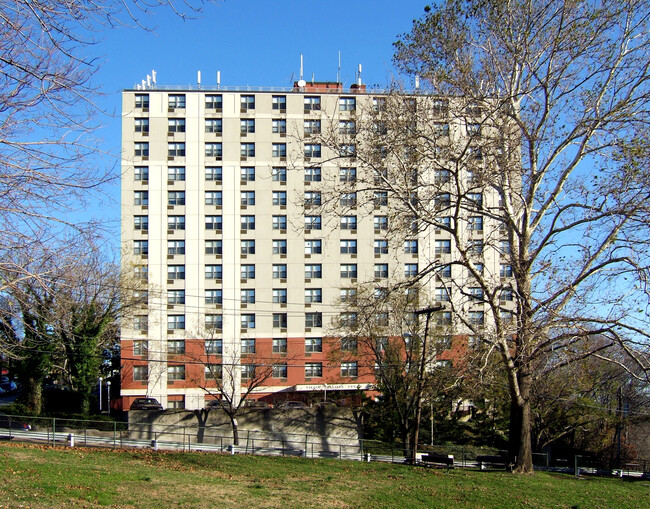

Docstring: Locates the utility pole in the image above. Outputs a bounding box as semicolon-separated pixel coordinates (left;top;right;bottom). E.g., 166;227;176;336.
411;304;444;464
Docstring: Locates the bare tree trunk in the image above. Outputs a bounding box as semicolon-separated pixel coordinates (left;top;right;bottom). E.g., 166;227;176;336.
230;416;239;446
22;377;42;414
512;372;534;473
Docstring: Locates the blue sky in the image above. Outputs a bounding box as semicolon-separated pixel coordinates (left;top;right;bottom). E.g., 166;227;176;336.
90;0;426;237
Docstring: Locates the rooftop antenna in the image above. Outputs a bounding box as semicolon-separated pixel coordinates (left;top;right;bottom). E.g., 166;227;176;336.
141;79;146;90
415;75;420;91
300;54;304;80
357;64;362;86
311;72;315;84
197;70;202;88
337;50;341;83
151;70;157;87
217;71;221;89
146;74;151;88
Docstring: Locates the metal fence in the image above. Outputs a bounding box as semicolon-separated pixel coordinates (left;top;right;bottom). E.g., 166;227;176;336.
0;413;647;478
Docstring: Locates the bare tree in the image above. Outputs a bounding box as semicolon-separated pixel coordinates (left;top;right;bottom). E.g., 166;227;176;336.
0;1;217;292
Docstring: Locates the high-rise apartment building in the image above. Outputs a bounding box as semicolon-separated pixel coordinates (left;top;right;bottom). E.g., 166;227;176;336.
120;80;509;410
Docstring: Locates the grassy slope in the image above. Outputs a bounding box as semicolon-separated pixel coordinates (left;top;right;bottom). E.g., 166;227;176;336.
0;442;647;508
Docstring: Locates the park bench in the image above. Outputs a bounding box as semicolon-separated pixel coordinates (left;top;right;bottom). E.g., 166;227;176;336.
421;453;454;471
476;455;514;471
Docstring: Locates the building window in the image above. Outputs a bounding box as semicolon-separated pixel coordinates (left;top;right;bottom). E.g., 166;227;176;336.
168;118;185;133
167;215;185;230
341;337;357;352
272;167;287;182
241;315;256;330
339;120;356;134
272;264;287;279
304;144;321;158
500;289;514;302
273;313;287;328
272;143;286;158
305;362;322;378
434;123;450;137
340;192;357;207
167;290;185;305
272;338;287;353
340;264;357;278
167;265;185;280
134;166;149;181
240;264;255;280
167;365;186;381
304;264;322;279
340;167;356;182
240;143;255;157
435;240;452;254
435;287;451;302
340;216;357;230
168;94;185;109
167;315;185;330
304;167;321;182
241;167;255;181
241;240;255;255
133;365;148;381
373;192;388;207
273;239;288;254
468;239;484;255
206;289;223;305
340;239;357;254
404;240;418;254
304;239;322;254
241;289;256;304
273;363;287;378
205;118;222;133
205;143;222;157
304;119;321;135
341;361;358;377
437;311;452;326
134;266;148;280
439;265;452;278
272;215;287;230
133;341;148;357
134;118;149;133
467;192;483;208
405;263;418;277
239;216;255;230
340;288;357;302
340;312;357;327
374;240;388;255
305;337;322;353
205;264;223;280
240;95;255;110
205;339;223;355
134;142;149;157
133;315;148;331
205;240;222;255
168;166;185;181
272;95;286;110
435;193;451;209
469;311;485;326
205;314;223;331
272;191;287;206
305;288;322;303
500;264;513;277
240;119;255;134
272;119;287;134
374;263;389;278
241;364;256;380
168;191;185;206
241;192;256;206
339;144;356;157
205;215;223;230
304;215;321;230
134;215;148;231
168;142;186;157
339;97;356;111
374;216;388;230
135;94;149;109
205;364;222;380
305;312;322;328
205;191;223;206
469;287;484;301
168;340;185;355
206;166;222;182
273;288;287;303
205;94;222;110
468;216;483;231
304;96;321;111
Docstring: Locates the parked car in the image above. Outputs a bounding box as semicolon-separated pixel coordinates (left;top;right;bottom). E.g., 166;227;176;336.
0;381;17;394
315;400;340;409
243;399;271;409
0;412;31;431
276;401;307;409
206;399;230;410
129;398;163;411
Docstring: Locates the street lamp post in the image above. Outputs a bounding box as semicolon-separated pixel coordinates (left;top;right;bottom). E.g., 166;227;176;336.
98;377;103;412
323;383;328;402
106;381;111;414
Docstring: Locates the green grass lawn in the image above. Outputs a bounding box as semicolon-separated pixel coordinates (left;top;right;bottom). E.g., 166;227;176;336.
0;442;647;508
